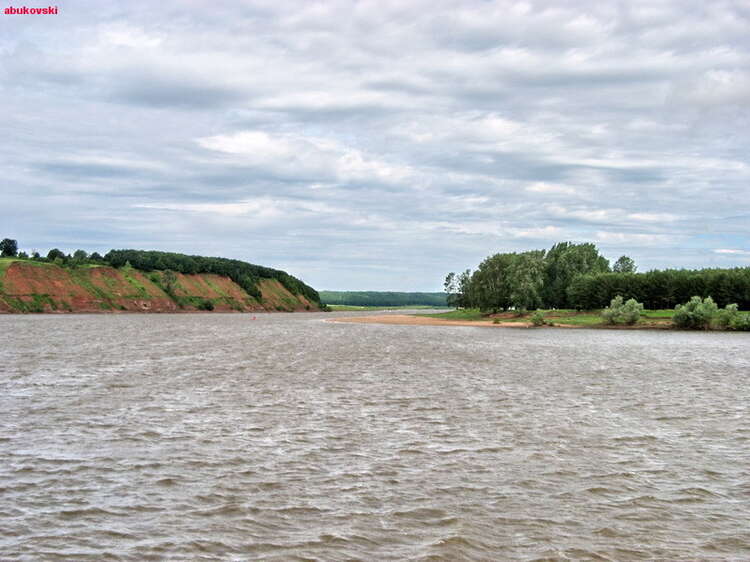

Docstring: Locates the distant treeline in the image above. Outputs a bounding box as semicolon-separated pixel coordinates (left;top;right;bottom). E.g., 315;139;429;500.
0;238;319;304
320;291;447;307
446;241;750;311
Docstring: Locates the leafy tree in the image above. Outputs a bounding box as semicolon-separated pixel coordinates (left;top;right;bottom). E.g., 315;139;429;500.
31;251;41;260
543;242;610;308
90;252;103;261
613;255;637;274
508;250;546;311
601;295;643;325
47;248;66;262
444;272;459;307
0;238;18;257
467;251;546;312
70;250;88;268
17;251;29;259
470;253;515;312
457;269;473;308
444;270;474;308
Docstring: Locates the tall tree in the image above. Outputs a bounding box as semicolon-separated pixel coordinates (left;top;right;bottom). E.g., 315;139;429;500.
457;269;473;308
471;253;515;312
444;272;459;307
613;255;637;273
444;270;473;308
46;248;66;261
0;238;18;257
508;250;546;311
544;242;610;308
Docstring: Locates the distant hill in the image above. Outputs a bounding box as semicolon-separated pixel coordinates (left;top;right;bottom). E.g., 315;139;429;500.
320;291;447;307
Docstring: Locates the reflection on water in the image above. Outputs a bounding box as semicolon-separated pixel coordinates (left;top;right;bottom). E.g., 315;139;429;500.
1;312;749;560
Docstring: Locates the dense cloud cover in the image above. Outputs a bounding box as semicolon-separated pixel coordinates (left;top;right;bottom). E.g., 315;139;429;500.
2;0;748;290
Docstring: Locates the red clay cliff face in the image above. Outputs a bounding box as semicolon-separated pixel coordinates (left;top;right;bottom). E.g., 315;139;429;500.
0;261;319;313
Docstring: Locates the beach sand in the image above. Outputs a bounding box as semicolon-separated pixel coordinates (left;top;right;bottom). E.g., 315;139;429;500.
328;314;535;328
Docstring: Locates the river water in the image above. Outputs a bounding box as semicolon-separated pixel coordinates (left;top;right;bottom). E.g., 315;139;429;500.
1;312;749;560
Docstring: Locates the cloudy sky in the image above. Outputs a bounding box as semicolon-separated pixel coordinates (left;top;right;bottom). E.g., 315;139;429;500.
2;1;749;290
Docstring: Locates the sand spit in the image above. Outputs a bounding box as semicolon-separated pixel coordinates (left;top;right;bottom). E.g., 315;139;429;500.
329;314;542;328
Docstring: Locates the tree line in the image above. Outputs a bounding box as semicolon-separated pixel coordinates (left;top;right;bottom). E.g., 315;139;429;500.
320;291;447;307
0;239;320;304
445;241;750;311
568;267;750;310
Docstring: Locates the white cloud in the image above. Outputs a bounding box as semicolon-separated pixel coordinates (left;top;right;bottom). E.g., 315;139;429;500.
714;248;750;255
526;182;578;195
594;231;679;246
197;130;414;186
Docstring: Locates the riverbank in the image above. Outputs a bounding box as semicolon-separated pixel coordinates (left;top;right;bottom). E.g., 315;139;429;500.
329;309;677;329
330;314;547;328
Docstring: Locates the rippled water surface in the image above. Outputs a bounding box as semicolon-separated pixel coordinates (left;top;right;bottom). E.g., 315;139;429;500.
2;312;750;560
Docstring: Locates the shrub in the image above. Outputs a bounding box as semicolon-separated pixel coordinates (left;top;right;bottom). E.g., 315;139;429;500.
197;298;214;311
673;296;718;329
531;311;545;326
715;303;739;329
601;295;643;325
729;313;750;331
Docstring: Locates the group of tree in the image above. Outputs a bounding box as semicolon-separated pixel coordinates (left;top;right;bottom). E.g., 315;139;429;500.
445;242;619;312
567;267;750;310
445;241;750;312
2;240;105;264
319;291;447;307
0;239;320;304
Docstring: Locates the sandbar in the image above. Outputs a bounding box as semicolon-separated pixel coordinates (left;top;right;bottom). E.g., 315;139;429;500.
329;314;535;328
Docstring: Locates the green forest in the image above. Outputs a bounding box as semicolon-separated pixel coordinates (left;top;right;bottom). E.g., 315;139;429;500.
320;291;447;307
445;241;750;312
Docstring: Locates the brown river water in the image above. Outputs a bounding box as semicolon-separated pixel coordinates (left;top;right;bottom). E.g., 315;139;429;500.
2;312;749;560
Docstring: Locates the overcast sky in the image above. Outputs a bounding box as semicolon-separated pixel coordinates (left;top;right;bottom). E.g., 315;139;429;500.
2;1;749;290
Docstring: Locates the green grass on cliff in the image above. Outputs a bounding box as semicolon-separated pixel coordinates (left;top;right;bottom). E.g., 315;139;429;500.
0;256;313;312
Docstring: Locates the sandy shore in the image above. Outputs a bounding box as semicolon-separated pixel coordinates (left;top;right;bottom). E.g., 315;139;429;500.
329;314;534;328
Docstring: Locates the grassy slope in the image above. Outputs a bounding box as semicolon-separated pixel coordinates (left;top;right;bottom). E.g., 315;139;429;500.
0;258;316;313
